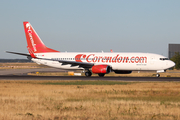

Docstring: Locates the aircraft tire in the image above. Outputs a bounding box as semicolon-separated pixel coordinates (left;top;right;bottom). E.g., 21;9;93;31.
98;73;105;77
85;71;92;77
156;73;160;77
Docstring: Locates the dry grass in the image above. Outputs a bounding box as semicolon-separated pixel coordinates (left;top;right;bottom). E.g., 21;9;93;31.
0;63;48;69
0;80;180;120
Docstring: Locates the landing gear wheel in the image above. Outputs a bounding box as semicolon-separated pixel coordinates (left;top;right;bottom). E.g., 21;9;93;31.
85;71;92;77
98;73;105;77
156;73;160;77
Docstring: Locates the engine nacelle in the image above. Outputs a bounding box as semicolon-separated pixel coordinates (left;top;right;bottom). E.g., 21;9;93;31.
92;65;111;74
113;70;132;74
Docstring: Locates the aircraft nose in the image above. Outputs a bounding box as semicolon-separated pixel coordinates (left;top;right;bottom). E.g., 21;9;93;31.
169;60;175;68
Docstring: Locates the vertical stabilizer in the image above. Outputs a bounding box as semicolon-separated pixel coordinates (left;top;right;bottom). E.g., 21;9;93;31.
23;22;59;55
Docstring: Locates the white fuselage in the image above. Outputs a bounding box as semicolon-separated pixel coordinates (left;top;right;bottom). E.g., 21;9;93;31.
31;52;175;72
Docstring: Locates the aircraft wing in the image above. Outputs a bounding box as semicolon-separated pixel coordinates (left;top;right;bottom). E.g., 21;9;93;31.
6;51;94;69
39;58;94;69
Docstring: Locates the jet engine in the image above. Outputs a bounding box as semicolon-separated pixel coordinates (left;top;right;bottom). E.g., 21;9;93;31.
92;65;111;74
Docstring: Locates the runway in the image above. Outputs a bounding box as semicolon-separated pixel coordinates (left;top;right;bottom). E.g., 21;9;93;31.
0;68;180;81
0;75;180;81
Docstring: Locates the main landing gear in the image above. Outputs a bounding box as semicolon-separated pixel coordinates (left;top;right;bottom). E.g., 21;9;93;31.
84;71;105;77
85;71;92;77
98;73;105;77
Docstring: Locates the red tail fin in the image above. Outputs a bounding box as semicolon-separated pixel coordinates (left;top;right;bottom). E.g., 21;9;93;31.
23;22;59;54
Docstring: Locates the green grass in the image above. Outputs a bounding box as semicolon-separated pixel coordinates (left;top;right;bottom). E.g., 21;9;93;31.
40;80;134;85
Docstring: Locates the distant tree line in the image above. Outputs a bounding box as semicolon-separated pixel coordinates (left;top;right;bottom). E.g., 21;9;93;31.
0;59;32;63
170;52;180;69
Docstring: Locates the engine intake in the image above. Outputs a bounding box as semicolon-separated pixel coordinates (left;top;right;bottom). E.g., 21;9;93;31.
92;65;111;74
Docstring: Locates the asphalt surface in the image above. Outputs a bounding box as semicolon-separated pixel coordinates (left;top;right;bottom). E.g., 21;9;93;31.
0;68;180;81
0;75;180;81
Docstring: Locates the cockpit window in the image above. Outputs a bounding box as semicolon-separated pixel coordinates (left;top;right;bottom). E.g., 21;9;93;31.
160;58;169;60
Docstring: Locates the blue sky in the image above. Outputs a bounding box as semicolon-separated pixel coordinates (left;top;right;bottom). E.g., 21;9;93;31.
0;0;180;58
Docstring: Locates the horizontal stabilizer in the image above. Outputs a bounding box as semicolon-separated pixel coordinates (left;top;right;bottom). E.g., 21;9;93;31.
6;51;31;57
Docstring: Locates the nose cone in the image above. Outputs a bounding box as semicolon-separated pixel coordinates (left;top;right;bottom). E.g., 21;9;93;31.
169;60;175;68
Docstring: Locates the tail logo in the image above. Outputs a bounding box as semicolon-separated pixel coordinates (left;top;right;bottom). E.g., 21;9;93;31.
26;23;31;29
26;23;37;52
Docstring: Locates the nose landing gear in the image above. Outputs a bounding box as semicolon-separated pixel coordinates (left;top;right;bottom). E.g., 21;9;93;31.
156;73;160;77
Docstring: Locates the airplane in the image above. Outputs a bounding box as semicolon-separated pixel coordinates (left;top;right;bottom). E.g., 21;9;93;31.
6;21;175;77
